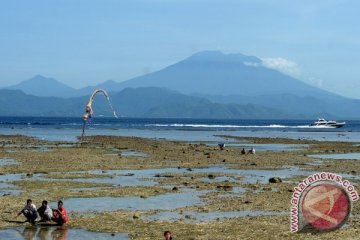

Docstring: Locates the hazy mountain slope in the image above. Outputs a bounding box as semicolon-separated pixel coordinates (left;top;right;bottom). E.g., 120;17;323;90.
115;51;339;98
0;89;84;116
5;75;77;98
198;93;360;119
0;88;293;119
2;51;358;118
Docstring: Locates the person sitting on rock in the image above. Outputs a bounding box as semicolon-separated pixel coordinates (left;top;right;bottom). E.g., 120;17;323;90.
17;199;38;224
52;200;68;225
37;200;53;222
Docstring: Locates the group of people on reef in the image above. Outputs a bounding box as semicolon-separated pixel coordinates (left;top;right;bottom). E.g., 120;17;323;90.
17;199;68;225
218;143;256;154
241;147;256;154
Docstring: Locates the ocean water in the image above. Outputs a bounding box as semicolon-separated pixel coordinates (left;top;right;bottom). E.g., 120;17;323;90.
0;117;359;142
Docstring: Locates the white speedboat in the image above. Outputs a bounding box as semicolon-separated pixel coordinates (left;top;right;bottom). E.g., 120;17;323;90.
310;118;346;128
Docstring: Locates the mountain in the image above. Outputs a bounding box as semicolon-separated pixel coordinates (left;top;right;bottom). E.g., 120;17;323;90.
196;93;360;118
76;80;120;97
0;88;292;119
0;89;83;116
3;51;360;118
5;75;77;98
106;51;359;118
113;51;337;98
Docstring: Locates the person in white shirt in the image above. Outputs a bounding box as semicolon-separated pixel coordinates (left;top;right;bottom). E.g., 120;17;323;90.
17;199;38;224
248;147;256;154
37;200;53;222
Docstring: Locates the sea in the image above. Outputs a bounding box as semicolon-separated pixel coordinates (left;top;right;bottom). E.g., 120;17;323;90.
0;117;359;143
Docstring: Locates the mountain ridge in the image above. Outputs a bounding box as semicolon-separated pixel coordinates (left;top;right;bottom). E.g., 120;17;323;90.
0;87;306;119
2;50;359;118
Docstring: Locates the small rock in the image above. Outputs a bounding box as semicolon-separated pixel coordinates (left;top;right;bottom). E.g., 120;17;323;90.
208;174;215;179
269;177;282;183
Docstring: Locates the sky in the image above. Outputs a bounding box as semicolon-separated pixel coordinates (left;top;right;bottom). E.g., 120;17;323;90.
0;0;359;98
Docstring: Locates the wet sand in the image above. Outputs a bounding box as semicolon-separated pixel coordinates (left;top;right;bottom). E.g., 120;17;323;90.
0;134;359;239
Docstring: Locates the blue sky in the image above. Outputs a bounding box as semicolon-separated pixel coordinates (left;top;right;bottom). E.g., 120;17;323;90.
0;0;359;98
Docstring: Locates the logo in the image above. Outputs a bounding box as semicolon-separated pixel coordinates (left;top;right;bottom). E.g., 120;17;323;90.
301;182;350;230
290;172;359;233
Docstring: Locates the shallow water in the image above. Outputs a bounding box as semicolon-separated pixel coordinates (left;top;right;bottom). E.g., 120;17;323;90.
0;173;24;182
0;226;129;240
1;144;53;152
2;125;360;142
230;187;247;194
200;175;239;183
32;165;314;186
67;187;113;192
0;158;17;166
143;210;286;222
0;182;14;188
0;189;24;196
309;153;360;160
56;190;204;212
120;150;148;158
105;150;148;158
0;182;24;196
4;164;359;192
305;160;324;166
206;143;308;152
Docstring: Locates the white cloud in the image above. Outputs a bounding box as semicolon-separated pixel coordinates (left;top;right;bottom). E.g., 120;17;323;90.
261;57;301;77
243;61;260;67
307;77;323;88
